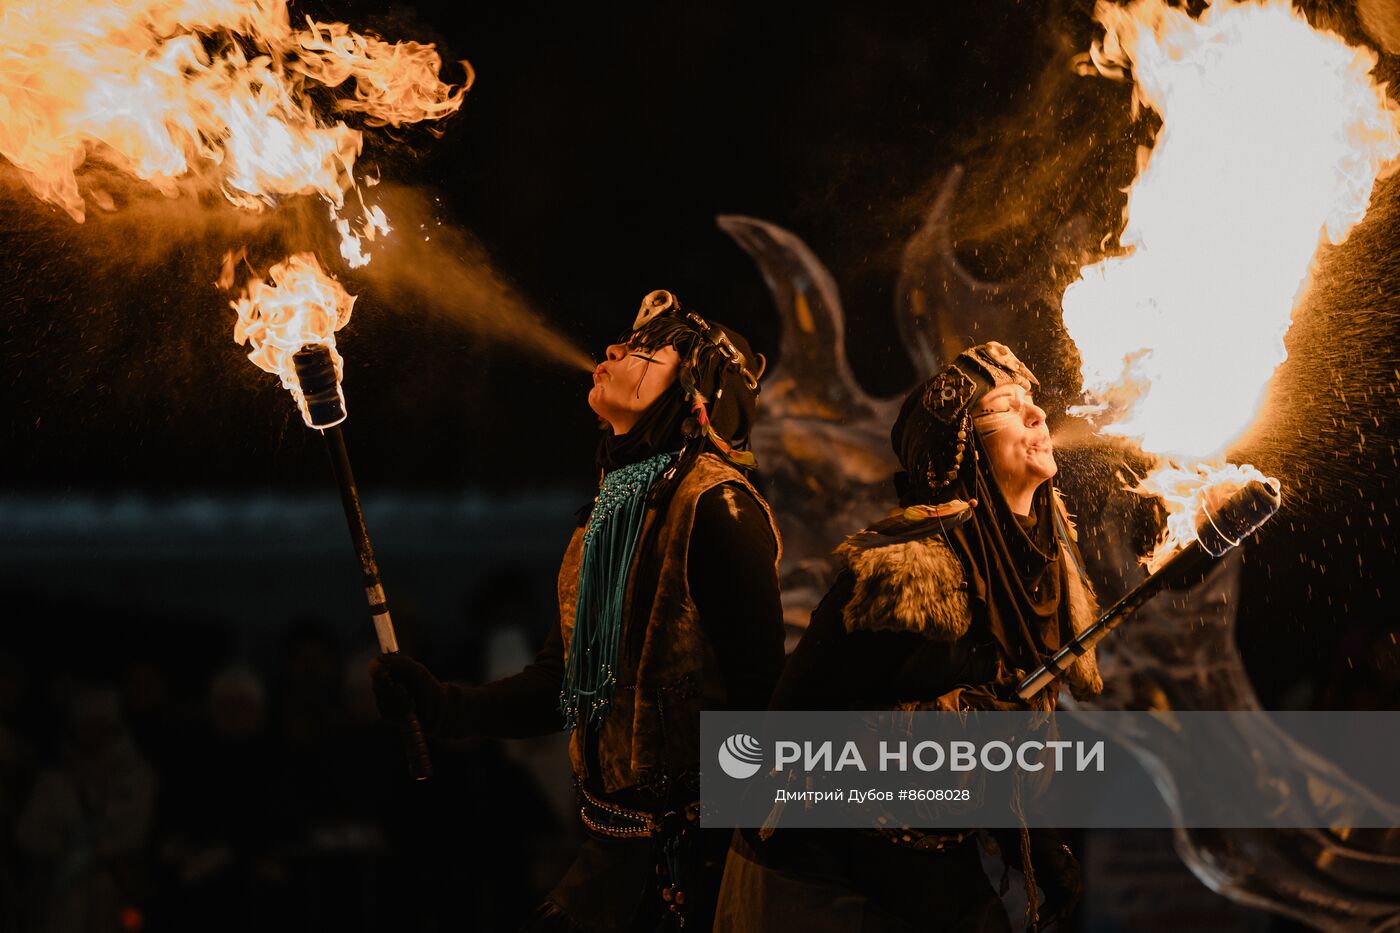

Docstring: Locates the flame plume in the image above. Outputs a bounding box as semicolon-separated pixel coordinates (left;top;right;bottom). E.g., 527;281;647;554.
0;0;468;262
1063;0;1400;567
295;22;473;127
0;0;475;417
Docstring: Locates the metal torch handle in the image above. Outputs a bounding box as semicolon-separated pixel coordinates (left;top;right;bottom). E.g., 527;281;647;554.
323;426;433;781
1018;478;1281;702
1017;540;1212;701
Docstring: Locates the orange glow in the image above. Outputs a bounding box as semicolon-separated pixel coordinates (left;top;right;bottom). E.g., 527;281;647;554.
230;252;354;426
1063;0;1400;563
0;0;467;263
1137;461;1273;571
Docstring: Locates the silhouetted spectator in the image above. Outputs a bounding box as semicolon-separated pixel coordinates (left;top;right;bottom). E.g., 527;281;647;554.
14;687;155;933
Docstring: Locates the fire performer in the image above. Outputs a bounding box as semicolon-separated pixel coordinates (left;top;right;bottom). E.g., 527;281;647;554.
370;289;785;931
716;342;1101;932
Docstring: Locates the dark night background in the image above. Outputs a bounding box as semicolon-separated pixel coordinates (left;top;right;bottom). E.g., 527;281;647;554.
0;0;1397;930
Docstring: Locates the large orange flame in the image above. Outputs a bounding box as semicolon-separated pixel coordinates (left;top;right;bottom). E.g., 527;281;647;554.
0;0;470;422
1063;0;1400;567
230;251;354;427
0;0;467;264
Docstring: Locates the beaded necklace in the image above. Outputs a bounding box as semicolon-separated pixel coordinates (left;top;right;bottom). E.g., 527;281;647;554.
560;451;677;728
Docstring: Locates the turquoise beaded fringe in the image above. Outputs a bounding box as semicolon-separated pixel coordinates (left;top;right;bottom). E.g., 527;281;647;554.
560;451;677;729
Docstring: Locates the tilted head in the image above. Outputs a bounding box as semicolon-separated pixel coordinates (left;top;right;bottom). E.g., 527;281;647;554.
590;289;764;468
891;341;1054;513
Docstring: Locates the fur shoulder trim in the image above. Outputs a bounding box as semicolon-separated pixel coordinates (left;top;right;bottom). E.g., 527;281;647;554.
834;528;970;639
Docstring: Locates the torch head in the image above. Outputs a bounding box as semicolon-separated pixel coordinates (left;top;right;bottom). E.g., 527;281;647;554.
1196;477;1281;557
292;344;347;429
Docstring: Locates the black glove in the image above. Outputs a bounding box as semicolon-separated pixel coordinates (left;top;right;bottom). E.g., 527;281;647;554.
368;653;445;731
1028;829;1083;930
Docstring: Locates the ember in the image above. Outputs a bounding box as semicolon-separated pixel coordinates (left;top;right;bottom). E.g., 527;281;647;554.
1018;476;1282;700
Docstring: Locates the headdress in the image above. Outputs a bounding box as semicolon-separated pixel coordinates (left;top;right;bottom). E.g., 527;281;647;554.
624;289;765;469
891;341;1039;504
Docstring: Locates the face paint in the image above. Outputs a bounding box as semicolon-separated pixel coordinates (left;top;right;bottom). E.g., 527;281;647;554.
590;289;764;467
972;382;1056;512
627;352;659;398
590;342;682;433
973;386;1031;436
973;409;1020;435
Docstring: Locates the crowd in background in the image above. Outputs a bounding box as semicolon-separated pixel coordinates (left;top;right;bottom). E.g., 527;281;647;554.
0;569;575;933
1;567;1394;933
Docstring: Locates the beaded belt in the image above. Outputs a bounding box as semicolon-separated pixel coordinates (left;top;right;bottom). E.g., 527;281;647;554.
578;784;700;839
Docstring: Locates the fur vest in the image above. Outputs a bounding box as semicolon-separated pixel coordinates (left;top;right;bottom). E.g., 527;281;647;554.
832;499;1102;701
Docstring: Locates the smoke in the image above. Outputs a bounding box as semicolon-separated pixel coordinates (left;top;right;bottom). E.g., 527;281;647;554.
1358;0;1400;53
0;163;592;374
350;185;594;373
908;0;1148;277
0;0;591;383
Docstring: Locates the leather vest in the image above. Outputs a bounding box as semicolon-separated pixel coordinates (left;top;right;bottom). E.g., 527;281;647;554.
558;453;781;793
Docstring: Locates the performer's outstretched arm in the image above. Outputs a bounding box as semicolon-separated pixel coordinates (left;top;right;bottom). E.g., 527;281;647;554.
372;482;784;737
370;621;566;740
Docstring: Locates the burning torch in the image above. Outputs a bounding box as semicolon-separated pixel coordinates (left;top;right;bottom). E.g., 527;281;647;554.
289;344;432;780
227;253;430;778
1018;477;1281;702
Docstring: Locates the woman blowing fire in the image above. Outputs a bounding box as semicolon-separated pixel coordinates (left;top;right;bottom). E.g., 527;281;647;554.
716;342;1103;932
370;290;785;931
